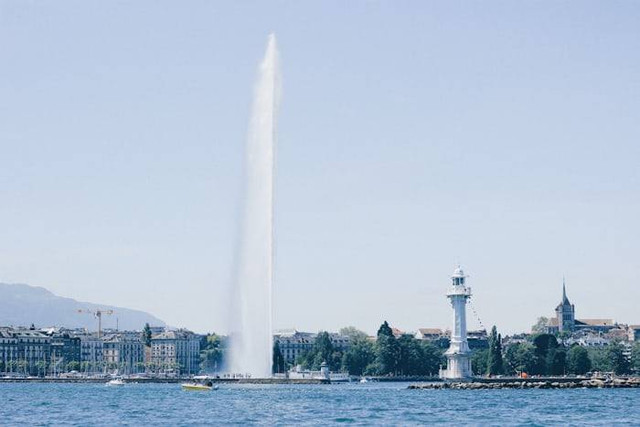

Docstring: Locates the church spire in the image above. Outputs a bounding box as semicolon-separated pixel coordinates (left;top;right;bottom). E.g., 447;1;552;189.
562;276;569;304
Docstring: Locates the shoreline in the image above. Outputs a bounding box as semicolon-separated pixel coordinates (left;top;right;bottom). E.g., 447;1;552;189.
409;377;640;390
0;375;439;384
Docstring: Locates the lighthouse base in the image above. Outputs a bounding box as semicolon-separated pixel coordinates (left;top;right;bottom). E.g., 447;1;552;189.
440;352;472;380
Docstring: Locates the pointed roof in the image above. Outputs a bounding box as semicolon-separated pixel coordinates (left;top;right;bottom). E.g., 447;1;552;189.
562;277;570;305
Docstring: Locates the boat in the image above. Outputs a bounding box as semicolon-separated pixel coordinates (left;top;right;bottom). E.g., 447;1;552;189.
181;381;217;391
106;378;125;386
359;377;368;383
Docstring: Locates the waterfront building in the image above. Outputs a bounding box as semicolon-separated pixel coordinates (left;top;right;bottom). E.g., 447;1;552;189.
0;326;50;375
49;332;81;372
103;332;144;374
440;266;473;380
150;329;201;375
78;333;104;374
273;330;352;366
273;330;316;365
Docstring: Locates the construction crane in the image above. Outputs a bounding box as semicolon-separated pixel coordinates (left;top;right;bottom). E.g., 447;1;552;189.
77;309;114;338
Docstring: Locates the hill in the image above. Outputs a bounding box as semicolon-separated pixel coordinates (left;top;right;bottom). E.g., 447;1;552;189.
0;282;166;331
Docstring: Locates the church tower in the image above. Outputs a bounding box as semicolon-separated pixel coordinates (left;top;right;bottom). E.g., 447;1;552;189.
555;278;575;332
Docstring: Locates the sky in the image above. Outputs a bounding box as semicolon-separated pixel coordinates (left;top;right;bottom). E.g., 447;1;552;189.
1;1;639;336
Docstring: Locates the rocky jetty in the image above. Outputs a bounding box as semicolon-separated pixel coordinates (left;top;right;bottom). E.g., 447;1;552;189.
409;377;640;390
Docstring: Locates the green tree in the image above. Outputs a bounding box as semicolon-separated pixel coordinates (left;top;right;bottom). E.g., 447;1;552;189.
396;335;423;375
532;334;559;375
587;347;609;372
342;337;376;376
272;341;285;374
606;342;631;375
566;345;591;375
339;326;368;341
375;321;399;375
547;347;567;375
377;321;394;339
486;326;504;375
471;349;489;376
504;342;537;375
419;341;445;376
298;331;343;371
142;323;152;347
66;361;81;372
200;334;225;373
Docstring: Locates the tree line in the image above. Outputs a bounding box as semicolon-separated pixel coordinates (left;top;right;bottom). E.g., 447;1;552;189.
277;321;445;376
474;326;640;376
201;324;640;377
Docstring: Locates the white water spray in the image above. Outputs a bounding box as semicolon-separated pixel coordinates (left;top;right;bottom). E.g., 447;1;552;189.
229;34;280;378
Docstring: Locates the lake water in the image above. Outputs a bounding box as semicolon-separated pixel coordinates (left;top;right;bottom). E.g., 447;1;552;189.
1;382;638;425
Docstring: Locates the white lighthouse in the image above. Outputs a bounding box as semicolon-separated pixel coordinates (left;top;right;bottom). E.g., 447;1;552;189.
440;266;473;379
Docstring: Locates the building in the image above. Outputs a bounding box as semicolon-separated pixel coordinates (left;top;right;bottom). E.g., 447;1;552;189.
49;331;81;373
150;329;201;375
0;326;51;376
467;329;489;350
555;279;575;332
415;328;444;341
274;330;352;366
546;281;618;335
103;332;144;374
440;266;473;380
628;325;640;342
76;333;104;374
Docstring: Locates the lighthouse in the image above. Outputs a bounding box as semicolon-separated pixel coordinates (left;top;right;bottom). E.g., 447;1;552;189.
440;266;473;379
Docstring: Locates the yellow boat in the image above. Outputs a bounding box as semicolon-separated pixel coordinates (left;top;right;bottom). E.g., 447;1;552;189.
181;382;216;391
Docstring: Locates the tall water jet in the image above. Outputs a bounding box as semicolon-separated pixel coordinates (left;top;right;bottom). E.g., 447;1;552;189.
229;34;281;378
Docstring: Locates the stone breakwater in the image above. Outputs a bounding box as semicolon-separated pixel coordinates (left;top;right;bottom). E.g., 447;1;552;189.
409;378;640;390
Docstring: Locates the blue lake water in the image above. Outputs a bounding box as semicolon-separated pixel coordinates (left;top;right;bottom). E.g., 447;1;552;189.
1;382;638;425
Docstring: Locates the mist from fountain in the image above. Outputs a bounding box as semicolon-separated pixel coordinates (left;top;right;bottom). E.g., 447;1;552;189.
228;34;281;378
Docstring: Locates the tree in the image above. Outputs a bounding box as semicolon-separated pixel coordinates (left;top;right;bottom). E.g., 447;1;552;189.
606;342;631;375
272;341;285;374
486;326;503;375
339;327;368;341
531;317;549;334
396;335;421;376
471;349;489;376
532;334;559;375
420;342;446;376
342;337;376;376
142;323;152;347
66;361;80;372
298;331;342;371
547;347;566;375
567;345;591;375
504;342;537;375
587;347;609;372
200;333;225;373
377;321;394;339
375;322;399;375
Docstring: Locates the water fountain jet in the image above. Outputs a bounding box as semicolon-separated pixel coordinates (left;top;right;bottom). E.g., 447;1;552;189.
229;34;280;378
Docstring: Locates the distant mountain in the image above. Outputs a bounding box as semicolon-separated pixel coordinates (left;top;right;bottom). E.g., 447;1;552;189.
0;282;166;331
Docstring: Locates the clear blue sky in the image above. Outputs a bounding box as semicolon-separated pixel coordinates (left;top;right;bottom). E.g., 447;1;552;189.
1;1;639;335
